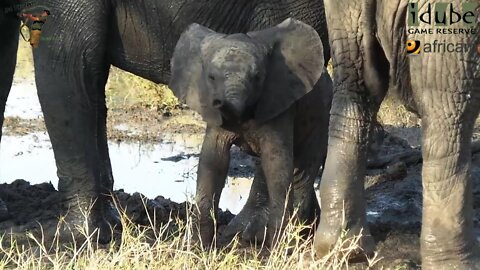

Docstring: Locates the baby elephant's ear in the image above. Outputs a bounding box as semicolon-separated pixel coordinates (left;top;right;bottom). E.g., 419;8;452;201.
169;24;224;126
248;18;325;123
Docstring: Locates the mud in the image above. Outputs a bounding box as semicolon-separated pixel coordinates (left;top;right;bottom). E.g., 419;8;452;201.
359;128;480;269
1;121;479;268
3;82;480;269
0;179;235;234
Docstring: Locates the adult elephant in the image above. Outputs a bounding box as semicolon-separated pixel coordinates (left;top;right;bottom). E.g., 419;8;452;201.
0;1;329;241
315;0;479;269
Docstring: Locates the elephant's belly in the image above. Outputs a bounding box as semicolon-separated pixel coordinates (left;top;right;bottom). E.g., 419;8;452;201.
109;39;171;85
108;0;177;85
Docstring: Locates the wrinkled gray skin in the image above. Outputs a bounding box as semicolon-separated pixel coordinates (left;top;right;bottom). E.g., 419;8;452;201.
0;0;329;242
316;0;480;269
169;19;332;245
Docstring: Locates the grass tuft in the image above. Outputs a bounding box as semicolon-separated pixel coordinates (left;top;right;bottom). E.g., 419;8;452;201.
105;68;180;113
0;199;381;269
377;94;420;128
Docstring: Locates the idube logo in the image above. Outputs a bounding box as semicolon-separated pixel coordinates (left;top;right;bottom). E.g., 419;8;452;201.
407;40;421;55
407;1;477;35
408;2;476;28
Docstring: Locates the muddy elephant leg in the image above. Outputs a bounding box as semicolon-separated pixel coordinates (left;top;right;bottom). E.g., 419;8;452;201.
221;163;269;244
224;139;323;244
419;107;480;269
314;0;389;258
222;120;325;243
95;75;121;227
409;33;480;269
224;113;295;246
195;126;233;246
291;128;326;229
257;111;295;246
32;2;113;242
0;14;19;141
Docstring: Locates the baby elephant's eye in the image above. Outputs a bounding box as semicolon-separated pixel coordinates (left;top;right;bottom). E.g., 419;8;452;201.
208;74;215;81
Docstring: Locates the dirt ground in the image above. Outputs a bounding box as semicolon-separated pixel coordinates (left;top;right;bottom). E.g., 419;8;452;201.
1;107;480;269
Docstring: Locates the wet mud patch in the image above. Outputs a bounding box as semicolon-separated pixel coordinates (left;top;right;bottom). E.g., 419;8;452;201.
3;108;206;144
355;128;480;269
0;179;235;238
365;164;423;269
363;152;480;269
2;117;46;136
106;106;207;144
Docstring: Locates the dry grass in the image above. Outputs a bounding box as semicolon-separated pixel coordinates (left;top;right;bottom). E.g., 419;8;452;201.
377;94;420;128
105;68;179;113
13;39;35;82
0;200;381;270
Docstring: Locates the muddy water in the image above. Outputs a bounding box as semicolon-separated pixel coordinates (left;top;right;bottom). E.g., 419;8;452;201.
0;82;251;214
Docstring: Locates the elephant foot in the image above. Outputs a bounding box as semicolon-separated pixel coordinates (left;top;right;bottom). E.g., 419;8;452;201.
219;205;269;246
421;243;480;270
314;222;375;261
192;218;214;248
57;195;121;244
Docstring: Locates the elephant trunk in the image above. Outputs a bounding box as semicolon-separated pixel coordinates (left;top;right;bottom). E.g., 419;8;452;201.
220;84;250;121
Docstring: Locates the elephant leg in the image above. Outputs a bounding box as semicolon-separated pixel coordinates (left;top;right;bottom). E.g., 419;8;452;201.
409;34;480;269
222;141;322;245
291;127;326;229
0;14;19;141
419;106;480;269
32;2;113;243
314;0;390;258
221;163;269;244
257;111;295;246
223;113;295;246
0;13;19;220
195;126;233;246
96;76;121;228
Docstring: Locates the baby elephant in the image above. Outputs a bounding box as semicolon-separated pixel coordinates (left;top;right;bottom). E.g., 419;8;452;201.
169;18;332;246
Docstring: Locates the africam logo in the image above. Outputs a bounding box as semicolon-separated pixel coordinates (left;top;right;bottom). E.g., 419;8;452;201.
406;39;478;55
406;40;421;54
